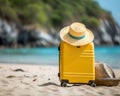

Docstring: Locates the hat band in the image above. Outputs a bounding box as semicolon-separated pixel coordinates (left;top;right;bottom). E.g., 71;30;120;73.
68;33;85;40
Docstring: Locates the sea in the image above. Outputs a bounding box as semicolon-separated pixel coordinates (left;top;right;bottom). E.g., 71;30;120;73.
0;46;120;69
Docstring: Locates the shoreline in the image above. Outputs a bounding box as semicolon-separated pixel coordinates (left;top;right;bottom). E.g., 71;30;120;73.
0;63;120;96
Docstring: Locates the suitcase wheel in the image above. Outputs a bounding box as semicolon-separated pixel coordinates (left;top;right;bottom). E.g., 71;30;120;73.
61;80;67;87
88;80;96;87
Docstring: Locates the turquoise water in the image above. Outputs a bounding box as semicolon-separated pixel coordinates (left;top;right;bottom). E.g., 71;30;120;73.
0;46;120;68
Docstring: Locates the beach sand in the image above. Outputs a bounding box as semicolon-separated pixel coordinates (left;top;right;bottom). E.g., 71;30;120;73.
0;63;120;96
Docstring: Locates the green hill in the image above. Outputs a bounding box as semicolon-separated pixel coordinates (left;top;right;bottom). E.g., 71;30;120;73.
0;0;105;29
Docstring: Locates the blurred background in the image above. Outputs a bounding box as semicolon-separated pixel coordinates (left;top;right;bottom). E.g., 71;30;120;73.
0;0;120;68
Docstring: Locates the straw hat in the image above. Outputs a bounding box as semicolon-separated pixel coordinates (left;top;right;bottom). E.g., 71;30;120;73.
95;61;120;86
60;22;94;46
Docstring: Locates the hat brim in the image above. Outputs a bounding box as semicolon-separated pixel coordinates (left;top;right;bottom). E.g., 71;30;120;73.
60;26;94;46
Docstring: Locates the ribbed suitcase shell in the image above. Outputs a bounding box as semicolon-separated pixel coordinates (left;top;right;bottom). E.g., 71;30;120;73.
59;41;95;84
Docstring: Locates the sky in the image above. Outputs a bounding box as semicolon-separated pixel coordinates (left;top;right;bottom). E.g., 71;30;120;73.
96;0;120;25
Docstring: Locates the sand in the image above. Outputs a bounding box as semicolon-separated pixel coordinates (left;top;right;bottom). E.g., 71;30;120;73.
0;63;120;96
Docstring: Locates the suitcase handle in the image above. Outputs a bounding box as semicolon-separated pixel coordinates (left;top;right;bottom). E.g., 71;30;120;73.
58;46;60;51
76;46;80;48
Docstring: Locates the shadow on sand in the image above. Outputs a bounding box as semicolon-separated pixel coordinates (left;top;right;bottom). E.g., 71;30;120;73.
38;82;60;87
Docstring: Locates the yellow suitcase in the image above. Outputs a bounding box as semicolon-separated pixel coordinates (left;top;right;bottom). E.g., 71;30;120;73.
58;41;95;87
